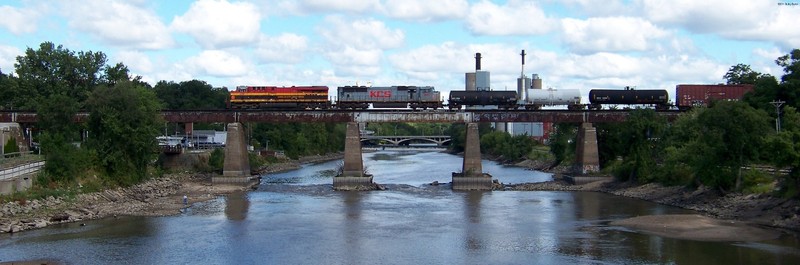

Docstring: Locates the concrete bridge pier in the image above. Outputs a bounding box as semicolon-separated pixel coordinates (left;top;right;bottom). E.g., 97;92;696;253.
575;123;600;174
214;123;255;184
334;122;373;190
452;123;493;190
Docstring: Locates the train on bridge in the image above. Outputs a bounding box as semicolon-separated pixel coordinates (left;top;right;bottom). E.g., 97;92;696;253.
227;84;753;111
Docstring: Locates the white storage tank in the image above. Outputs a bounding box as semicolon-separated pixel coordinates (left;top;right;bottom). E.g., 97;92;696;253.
524;88;582;110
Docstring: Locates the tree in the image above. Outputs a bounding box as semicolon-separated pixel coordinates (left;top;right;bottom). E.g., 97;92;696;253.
598;109;667;182
86;81;163;185
153;80;228;110
671;101;771;191
724;64;762;85
549;123;578;166
14;42;108;109
765;106;800;197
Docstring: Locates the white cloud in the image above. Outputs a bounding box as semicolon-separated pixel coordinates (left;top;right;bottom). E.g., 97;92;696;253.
183;50;250;77
384;0;468;22
256;34;309;64
639;0;800;50
60;0;173;50
558;0;633;16
325;47;383;76
320;16;405;50
0;45;23;74
113;50;154;74
0;5;42;35
299;0;382;13
466;0;555;36
318;16;405;76
561;17;670;54
171;0;261;49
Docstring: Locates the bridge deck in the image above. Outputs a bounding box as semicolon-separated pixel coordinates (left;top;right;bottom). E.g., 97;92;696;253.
1;110;682;123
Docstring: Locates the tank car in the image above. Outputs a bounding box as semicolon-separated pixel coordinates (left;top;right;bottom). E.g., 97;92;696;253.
336;86;442;109
675;84;754;110
227;86;330;109
588;87;669;110
524;88;582;110
448;90;518;110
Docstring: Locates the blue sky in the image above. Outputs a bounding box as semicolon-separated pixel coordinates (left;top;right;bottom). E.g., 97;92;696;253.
1;0;798;100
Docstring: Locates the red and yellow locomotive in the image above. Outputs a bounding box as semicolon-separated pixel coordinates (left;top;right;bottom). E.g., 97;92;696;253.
227;85;331;109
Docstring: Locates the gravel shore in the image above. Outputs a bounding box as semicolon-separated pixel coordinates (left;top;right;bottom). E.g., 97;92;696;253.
0;153;346;234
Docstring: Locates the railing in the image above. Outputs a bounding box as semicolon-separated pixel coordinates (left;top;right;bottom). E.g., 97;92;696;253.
0;161;45;180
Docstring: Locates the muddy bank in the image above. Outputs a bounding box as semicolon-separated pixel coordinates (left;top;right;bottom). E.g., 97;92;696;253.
610;214;781;242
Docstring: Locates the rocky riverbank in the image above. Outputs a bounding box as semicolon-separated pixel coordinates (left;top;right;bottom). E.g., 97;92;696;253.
1;153;347;234
508;176;800;233
0;173;256;234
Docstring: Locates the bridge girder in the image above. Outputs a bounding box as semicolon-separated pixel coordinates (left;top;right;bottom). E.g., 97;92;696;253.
1;110;682;124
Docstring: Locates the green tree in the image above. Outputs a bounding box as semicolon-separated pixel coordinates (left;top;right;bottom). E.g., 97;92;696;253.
598;109;667;182
724;64;763;85
86;81;163;185
3;137;19;155
765;106;800;197
14;42;107;109
549;123;578;166
671;101;771;191
153;80;228;109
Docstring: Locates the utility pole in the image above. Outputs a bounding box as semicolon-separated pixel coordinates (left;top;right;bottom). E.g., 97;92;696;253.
771;100;785;132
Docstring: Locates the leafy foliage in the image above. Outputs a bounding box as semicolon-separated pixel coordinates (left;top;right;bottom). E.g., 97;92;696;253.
153;80;228;110
250;123;346;159
86;81;163;185
3;136;19;154
480;131;536;162
548;123;578;165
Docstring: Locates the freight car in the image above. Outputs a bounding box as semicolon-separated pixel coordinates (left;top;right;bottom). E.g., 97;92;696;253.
448;90;518;110
524;88;582;110
588;87;669;110
336;86;442;110
675;84;754;110
227;86;330;109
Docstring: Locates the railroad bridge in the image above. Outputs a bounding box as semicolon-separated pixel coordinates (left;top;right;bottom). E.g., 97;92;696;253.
1;110;682;190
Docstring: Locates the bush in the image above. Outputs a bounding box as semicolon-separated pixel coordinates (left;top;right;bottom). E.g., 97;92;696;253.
3;136;19;155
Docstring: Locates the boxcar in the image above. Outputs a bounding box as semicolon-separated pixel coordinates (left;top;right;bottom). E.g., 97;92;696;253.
588;87;669;110
524;88;582;110
675;84;754;110
448;90;518;110
336;86;441;109
227;86;330;109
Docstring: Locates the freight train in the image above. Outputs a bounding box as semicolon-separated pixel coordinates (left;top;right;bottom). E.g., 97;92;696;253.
227;84;753;110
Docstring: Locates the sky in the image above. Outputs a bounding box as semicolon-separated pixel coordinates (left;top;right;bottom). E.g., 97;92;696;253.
1;0;799;101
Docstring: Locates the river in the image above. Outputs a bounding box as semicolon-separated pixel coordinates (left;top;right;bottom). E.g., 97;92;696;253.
1;150;799;264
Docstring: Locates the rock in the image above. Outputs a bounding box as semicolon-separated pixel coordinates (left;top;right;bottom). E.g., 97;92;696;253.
430;181;440;186
34;220;48;228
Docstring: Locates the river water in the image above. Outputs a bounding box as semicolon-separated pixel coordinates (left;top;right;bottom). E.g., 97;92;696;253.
2;150;800;264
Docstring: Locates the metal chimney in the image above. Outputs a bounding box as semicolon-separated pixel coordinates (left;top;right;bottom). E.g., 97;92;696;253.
475;53;482;71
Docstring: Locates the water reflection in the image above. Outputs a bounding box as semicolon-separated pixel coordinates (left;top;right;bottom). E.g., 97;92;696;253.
462;191;486;252
224;191;250;221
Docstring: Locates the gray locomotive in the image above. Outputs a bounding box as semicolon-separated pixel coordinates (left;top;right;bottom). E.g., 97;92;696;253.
336;86;442;110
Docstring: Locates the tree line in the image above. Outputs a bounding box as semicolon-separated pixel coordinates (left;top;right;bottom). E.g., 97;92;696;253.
0;42;346;193
549;49;800;197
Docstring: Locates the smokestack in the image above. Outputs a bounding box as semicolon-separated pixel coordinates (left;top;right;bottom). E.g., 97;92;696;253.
520;49;526;77
475;53;482;71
